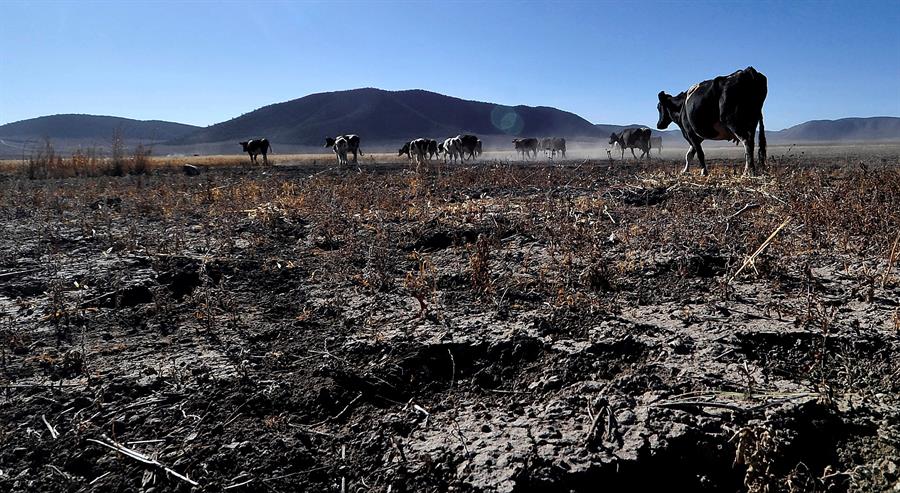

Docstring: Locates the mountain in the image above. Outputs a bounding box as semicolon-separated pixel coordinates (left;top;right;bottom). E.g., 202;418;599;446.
171;88;604;146
3;96;898;157
774;117;900;142
0;114;200;142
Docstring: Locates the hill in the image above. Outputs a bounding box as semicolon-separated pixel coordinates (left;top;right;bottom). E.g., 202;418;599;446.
774;117;900;142
0;114;199;142
171;88;604;146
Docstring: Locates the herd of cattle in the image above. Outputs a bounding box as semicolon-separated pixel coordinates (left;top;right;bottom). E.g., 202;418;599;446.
239;67;768;176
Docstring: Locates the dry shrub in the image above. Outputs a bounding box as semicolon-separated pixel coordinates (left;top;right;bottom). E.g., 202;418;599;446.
21;138;153;179
732;426;781;493
468;233;494;295
404;252;436;317
24;140;58;179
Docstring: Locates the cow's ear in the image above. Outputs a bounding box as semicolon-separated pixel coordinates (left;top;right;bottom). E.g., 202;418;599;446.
658;91;668;103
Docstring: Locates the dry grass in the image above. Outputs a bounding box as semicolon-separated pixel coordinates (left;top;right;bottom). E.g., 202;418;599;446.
6;156;898;304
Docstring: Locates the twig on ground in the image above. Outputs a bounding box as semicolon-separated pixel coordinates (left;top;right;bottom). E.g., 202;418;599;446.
87;437;199;487
603;205;616;225
310;392;363;428
729;216;793;282
0;268;41;281
224;478;254;490
882;230;900;288
42;414;59;439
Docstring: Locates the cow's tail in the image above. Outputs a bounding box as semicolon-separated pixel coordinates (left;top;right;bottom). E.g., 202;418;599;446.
758;114;767;169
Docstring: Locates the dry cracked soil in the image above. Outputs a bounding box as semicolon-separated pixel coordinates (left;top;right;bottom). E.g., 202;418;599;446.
1;155;899;492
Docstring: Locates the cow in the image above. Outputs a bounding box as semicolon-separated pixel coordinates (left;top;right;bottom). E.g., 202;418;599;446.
239;138;272;165
426;139;438;160
550;137;566;158
657;66;767;176
609;128;651;160
540;138;553;157
457;134;479;161
539;137;566;158
650;136;663;154
331;136;350;166
512;138;540;160
442;137;462;164
324;135;363;164
408;138;430;169
398;141;412;160
475;140;483;157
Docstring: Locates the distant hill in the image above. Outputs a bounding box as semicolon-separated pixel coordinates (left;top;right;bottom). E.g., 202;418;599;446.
171;88;604;146
774;117;900;142
601;117;900;145
3;96;897;158
0;114;199;142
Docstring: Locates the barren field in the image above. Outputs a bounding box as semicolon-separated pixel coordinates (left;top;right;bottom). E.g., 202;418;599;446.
1;153;899;492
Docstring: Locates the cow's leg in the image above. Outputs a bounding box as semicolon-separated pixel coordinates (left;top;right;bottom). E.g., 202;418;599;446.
694;143;708;176
741;129;756;176
758;116;767;170
683;147;696;174
630;147;637;160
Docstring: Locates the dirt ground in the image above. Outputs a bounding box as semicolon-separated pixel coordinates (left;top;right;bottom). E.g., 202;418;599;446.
1;153;899;492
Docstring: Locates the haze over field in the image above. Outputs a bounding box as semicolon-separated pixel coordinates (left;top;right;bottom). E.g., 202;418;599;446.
2;89;899;158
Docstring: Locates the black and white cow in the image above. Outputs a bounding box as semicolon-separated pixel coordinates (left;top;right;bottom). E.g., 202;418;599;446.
657;66;767;175
331;136;350;166
540;138;553;157
426;139;438;160
609;128;651;160
239;138;272;165
649;136;663;155
324;135;363;164
409;138;430;168
442;137;462;164
550;137;566;158
457;134;479;161
513;138;540;160
398;141;412;160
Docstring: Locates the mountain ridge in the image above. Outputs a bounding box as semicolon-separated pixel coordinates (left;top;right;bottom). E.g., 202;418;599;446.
2;90;898;156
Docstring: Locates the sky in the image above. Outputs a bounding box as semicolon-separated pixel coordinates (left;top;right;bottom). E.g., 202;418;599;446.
1;0;898;131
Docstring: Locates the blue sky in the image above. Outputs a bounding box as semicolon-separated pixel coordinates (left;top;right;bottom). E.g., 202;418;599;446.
1;0;898;130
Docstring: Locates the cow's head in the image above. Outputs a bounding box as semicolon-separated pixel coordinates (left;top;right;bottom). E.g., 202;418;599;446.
608;133;619;145
324;137;335;147
398;142;410;156
657;91;676;129
239;141;249;151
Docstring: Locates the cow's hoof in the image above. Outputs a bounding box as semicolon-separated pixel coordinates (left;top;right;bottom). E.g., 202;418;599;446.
700;169;709;177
